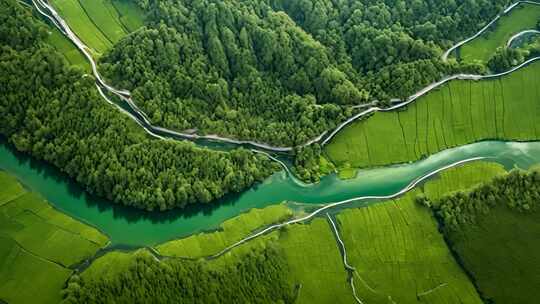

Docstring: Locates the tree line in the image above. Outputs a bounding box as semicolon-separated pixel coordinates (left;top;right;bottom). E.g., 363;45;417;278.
0;0;277;211
417;169;540;232
61;246;296;304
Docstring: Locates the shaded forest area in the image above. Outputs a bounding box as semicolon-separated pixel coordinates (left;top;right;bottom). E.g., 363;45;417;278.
0;0;277;211
100;0;506;146
61;247;295;304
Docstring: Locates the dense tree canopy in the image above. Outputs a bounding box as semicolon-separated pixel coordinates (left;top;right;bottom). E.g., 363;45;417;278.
0;0;277;211
417;169;540;231
61;246;296;304
100;0;506;146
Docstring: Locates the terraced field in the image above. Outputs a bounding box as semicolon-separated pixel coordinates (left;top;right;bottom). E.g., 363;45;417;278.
50;0;143;55
460;3;540;63
155;204;292;258
325;60;540;170
0;171;109;304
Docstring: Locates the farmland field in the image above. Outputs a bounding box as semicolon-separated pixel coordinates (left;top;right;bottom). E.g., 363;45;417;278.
429;169;540;304
0;171;109;304
334;161;505;304
155;204;292;258
460;3;540;63
337;192;483;304
0;236;72;304
278;219;354;304
50;0;144;55
325;60;540;170
46;26;90;70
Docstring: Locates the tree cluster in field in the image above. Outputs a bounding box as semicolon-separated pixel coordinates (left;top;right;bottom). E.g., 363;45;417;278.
487;39;540;72
0;0;277;211
416;169;540;231
61;246;296;304
99;0;505;146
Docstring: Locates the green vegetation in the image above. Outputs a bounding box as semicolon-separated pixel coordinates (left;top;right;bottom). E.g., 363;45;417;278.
279;218;354;304
293;144;335;182
111;0;144;32
423;162;506;199
0;236;72;304
97;0;503;146
156;204;292;258
460;3;540;64
45;26;89;70
50;0;144;55
0;171;108;304
61;246;296;304
326;60;540;170
0;0;277;211
50;0;112;54
338;192;483;304
421;169;540;304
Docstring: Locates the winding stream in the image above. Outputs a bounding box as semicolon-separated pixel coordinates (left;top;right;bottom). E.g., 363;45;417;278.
3;138;540;247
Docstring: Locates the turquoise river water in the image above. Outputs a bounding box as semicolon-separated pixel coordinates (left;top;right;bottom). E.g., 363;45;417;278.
2;139;540;247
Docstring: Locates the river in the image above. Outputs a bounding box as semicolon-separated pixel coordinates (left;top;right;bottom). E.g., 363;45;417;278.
2;138;540;247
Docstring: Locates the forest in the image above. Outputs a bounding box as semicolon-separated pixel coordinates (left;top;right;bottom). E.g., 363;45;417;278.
0;0;277;211
60;246;296;304
420;169;540;231
98;0;505;146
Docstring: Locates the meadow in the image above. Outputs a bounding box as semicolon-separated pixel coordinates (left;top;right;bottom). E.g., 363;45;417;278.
46;26;90;70
334;161;505;304
460;3;540;63
325;60;540;170
50;0;144;55
155;204;292;258
0;172;109;304
337;192;482;304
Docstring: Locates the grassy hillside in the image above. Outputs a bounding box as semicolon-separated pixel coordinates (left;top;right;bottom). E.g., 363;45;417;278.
460;3;540;63
325;60;540;170
0;171;108;304
50;0;143;55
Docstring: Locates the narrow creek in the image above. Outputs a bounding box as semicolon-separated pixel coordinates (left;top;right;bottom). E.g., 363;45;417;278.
2;138;540;247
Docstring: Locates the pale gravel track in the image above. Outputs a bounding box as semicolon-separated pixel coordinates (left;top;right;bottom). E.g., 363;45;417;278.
30;0;540;153
210;156;487;259
327;214;364;304
506;29;540;47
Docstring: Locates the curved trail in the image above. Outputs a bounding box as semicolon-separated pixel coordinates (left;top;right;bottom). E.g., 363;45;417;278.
442;1;540;61
322;56;540;145
507;29;540;47
32;0;540;153
327;214;364;304
210;156;486;259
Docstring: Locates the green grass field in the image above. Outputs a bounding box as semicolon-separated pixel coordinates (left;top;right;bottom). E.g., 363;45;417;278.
111;0;144;32
0;236;72;304
325;60;540;170
51;0;144;55
337;192;483;304
460;3;540;63
448;204;540;304
0;171;109;304
423;162;506;200
46;26;90;70
155;204;292;258
430;168;540;304
278;219;354;304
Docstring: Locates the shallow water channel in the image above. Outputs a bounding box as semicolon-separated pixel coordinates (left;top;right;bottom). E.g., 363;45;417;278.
1;139;540;247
